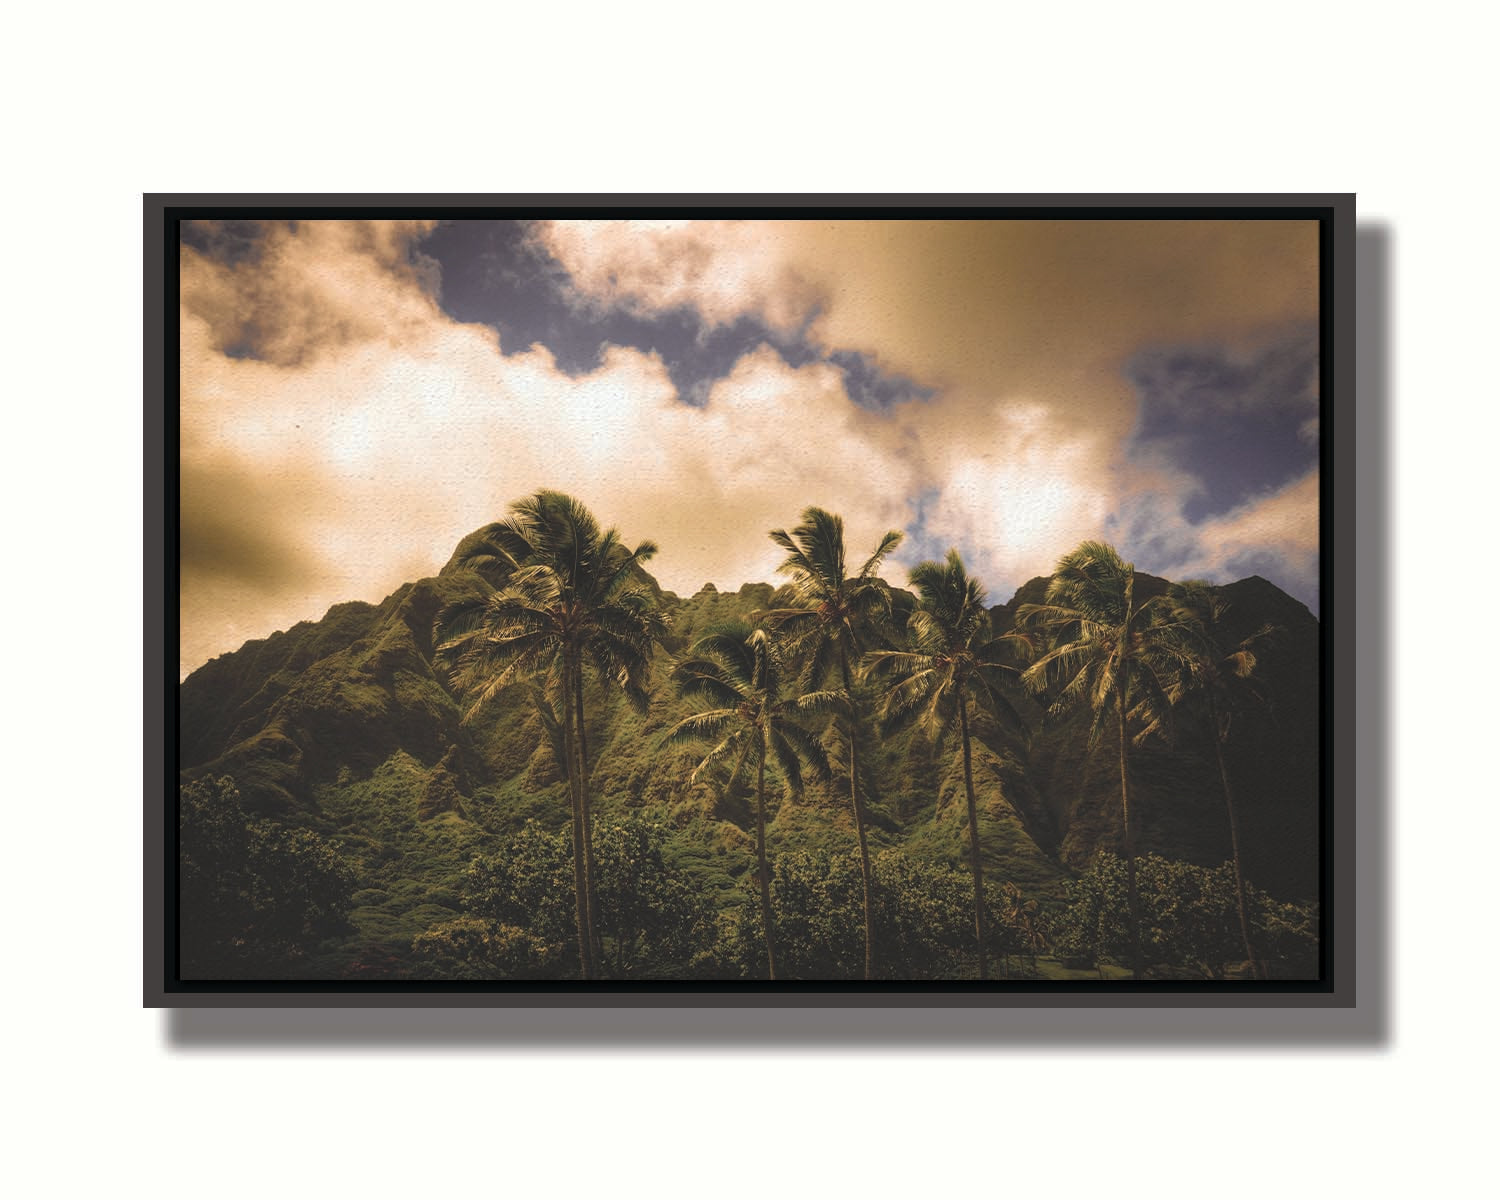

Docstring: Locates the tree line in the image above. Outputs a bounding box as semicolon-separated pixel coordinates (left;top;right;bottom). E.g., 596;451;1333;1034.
423;489;1295;982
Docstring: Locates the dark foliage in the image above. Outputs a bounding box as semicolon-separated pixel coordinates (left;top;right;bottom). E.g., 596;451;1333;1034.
418;815;719;979
1050;851;1318;979
179;775;357;978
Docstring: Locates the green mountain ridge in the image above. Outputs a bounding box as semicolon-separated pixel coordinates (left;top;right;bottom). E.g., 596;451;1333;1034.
178;534;1320;977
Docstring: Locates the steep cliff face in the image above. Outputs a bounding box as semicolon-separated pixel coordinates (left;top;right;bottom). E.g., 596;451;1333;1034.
986;572;1320;899
179;570;493;814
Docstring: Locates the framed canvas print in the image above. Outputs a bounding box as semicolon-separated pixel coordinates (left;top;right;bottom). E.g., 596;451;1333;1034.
148;196;1356;1009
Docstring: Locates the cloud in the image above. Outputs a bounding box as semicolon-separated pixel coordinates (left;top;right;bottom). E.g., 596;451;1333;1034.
1189;470;1320;578
790;220;1319;392
1126;326;1319;421
534;220;822;333
179;226;923;677
179;217;1322;678
1108;469;1321;612
181;218;442;367
532;216;1319;591
547;218;1319;421
1122;325;1320;522
907;398;1115;590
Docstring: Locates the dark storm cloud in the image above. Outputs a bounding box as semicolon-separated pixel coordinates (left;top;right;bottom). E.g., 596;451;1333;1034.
828;350;936;413
180;219;286;266
418;220;858;408
1125;325;1319;521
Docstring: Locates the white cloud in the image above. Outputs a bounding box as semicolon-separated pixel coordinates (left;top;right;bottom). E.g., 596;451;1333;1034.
531;216;1320;601
1109;469;1320;607
912;397;1116;591
1185;470;1321;580
180;218;1322;677
180;227;922;677
534;219;821;332
181;219;441;367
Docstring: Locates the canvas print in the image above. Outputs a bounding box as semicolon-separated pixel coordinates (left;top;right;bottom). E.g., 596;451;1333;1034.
175;210;1326;986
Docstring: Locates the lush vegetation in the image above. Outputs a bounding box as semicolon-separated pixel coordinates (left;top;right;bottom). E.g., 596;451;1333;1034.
177;493;1321;982
432;490;666;980
866;549;1029;980
179;775;358;977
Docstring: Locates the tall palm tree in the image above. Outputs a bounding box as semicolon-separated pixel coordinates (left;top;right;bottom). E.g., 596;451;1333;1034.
864;550;1028;981
435;490;666;980
664;622;839;980
1017;540;1170;981
1145;580;1276;980
760;507;903;980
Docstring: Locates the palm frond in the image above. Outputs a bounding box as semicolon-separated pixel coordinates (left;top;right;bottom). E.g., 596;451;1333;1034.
878;666;949;739
767;727;805;796
975;630;1033;666
663;710;737;749
1046;658;1102;719
671;665;746;710
856;529;904;581
432;596;501;657
1021;634;1102;694
773;720;832;782
860;648;930;683
684;623;759;684
788;687;850;718
715;733;757;797
800;629;842;692
903;609;949;657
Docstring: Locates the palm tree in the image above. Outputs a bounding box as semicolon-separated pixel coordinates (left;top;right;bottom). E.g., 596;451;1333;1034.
1145;580;1276;980
864;550;1028;981
435;490;666;980
664;622;839;980
760;507;903;980
1017;540;1170;981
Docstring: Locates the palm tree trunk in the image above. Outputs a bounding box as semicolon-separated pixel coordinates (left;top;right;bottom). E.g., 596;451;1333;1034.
959;694;988;981
1118;681;1145;980
756;745;778;981
841;655;876;981
1211;705;1265;980
561;657;596;980
849;736;877;981
574;680;603;974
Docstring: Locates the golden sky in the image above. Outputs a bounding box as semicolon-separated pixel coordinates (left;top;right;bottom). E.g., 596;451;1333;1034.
179;216;1319;679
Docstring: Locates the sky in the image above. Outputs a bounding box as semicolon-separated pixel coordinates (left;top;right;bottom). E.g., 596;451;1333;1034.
178;216;1320;679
